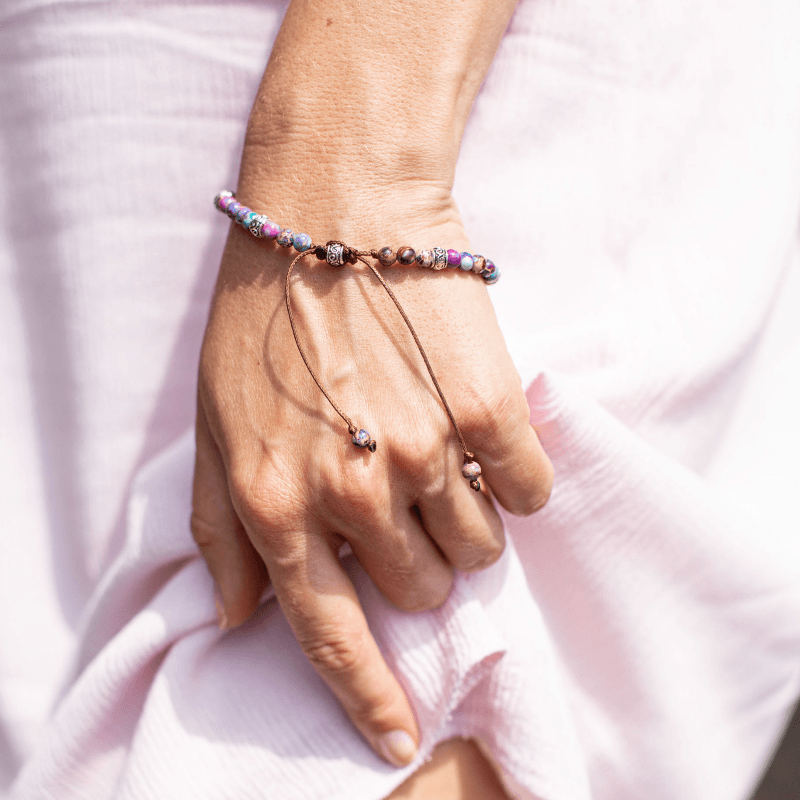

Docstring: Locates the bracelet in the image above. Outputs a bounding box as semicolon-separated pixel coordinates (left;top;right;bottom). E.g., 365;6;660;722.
213;189;489;492
214;191;500;285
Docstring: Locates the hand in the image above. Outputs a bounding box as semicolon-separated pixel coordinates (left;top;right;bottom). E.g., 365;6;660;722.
192;185;552;766
190;0;552;768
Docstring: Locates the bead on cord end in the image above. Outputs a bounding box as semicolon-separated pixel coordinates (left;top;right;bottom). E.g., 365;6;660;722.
352;428;377;452
462;460;482;491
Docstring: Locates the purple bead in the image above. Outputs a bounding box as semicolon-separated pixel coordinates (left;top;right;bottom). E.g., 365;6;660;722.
235;207;252;224
226;201;241;218
261;220;280;239
277;228;294;247
481;260;497;279
459;252;474;272
218;195;233;211
484;268;500;285
293;232;312;252
215;191;234;210
447;249;461;267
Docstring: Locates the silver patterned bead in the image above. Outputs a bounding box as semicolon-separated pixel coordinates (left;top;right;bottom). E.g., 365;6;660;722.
327;242;345;267
432;248;448;270
248;214;269;237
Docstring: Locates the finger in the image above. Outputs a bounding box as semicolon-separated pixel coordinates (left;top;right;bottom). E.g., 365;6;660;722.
192;404;268;629
255;526;419;767
343;501;454;612
415;472;505;572
481;422;554;516
471;390;554;515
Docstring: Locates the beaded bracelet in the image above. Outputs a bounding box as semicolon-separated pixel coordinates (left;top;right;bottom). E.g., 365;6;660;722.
214;190;500;285
214;190;492;492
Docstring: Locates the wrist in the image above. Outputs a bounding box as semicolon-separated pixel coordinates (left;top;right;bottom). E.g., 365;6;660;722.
235;160;470;254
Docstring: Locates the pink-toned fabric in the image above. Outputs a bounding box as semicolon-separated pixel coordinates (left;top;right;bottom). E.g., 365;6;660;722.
2;0;800;798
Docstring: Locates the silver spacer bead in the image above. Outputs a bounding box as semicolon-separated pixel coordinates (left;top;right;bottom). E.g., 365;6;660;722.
327;242;345;267
432;248;448;270
248;214;269;237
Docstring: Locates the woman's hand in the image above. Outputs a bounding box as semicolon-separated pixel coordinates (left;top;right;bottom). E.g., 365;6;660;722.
191;0;553;768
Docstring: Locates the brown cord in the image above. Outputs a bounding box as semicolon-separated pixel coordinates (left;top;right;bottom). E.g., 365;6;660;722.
284;242;475;464
284;248;358;435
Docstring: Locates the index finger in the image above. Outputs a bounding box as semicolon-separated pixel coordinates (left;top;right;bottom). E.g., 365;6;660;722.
256;527;419;768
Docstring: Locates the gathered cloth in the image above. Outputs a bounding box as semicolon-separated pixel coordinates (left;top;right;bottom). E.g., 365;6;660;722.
2;0;800;797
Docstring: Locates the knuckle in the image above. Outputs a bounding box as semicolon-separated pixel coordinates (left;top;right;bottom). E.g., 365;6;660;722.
323;467;386;527
298;627;366;676
390;432;447;489
363;533;453;612
268;537;309;576
229;464;304;531
386;575;437;613
394;569;453;612
453;535;505;573
464;389;530;447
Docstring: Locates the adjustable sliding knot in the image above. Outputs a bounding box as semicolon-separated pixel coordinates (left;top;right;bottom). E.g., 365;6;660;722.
315;241;359;267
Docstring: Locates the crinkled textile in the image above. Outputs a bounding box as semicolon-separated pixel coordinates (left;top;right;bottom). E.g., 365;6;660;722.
1;0;800;798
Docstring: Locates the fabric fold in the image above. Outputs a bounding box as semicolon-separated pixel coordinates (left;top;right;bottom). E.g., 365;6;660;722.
13;432;589;800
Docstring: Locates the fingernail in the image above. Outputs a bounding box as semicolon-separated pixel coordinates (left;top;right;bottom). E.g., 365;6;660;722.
214;585;229;630
378;730;417;768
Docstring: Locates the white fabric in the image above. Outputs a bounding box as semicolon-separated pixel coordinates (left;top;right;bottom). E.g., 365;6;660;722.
1;0;799;798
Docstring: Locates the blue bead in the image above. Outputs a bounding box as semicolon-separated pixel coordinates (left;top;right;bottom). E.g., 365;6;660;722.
459;252;474;271
242;211;258;228
293;233;312;252
484;268;500;285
